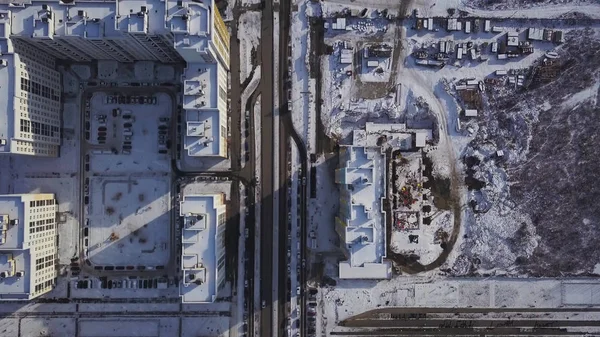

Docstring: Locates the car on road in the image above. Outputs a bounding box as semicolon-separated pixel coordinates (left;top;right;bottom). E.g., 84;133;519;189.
302;177;306;185
244;280;248;288
296;287;301;295
261;300;266;309
245;228;249;238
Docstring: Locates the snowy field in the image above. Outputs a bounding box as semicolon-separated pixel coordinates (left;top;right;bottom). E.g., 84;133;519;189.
84;91;173;268
238;11;261;83
308;154;340;254
87;176;171;267
290;1;318;151
319;277;600;333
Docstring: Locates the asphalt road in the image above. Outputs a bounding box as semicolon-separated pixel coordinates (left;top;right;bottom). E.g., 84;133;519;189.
259;0;275;335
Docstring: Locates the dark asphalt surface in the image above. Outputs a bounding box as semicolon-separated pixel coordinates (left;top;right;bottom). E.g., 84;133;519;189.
259;0;275;335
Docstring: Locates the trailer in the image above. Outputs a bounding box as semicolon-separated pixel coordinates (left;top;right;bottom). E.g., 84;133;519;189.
457;48;463;60
465;21;471;34
484;20;491;32
367;60;379;67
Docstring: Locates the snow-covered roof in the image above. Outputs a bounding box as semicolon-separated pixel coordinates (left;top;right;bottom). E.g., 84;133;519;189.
179;194;225;303
464;109;478;117
0;0;217;38
528;27;544;41
183;109;221;156
415;131;427;147
0;194;54;299
353;122;431;150
335;146;391;279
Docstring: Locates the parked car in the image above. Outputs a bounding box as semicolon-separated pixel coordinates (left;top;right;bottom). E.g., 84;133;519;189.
124;122;132;128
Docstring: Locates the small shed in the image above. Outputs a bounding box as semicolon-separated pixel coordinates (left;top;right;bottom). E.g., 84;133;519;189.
464;109;478;117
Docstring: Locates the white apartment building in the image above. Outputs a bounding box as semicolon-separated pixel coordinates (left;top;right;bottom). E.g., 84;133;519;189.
0;37;62;156
0;0;230;158
335;146;392;279
0;194;58;300
179;193;227;303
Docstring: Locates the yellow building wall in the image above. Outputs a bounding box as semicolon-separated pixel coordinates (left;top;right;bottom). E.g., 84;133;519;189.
212;7;230;69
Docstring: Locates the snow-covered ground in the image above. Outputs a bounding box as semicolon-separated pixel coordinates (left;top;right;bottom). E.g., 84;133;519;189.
319;277;600;333
290;1;317;151
320;0;600;19
87;176;171;267
308;154;340;254
84;92;173;268
238;11;261;83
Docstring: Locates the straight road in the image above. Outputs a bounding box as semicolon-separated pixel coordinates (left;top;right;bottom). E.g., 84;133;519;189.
259;0;276;336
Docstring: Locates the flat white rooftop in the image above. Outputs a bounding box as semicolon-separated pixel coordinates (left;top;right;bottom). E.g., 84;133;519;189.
183;64;217;110
0;196;29;298
179;195;219;303
338;146;391;279
184;109;221;156
0;0;217;41
353;122;432;150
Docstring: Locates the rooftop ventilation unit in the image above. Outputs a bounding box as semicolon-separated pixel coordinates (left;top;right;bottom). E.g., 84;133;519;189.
140;6;147;13
42;4;48;10
177;0;183;8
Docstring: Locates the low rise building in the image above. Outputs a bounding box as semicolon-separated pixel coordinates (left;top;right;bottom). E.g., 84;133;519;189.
528;27;544;41
0;194;58;300
179;193;227;303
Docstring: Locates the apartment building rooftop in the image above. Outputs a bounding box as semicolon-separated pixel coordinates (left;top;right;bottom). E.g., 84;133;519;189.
0;0;203;37
336;146;391;279
0;194;57;299
179;194;222;303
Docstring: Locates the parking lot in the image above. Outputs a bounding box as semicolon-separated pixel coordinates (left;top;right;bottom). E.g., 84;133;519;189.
82;90;174;270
